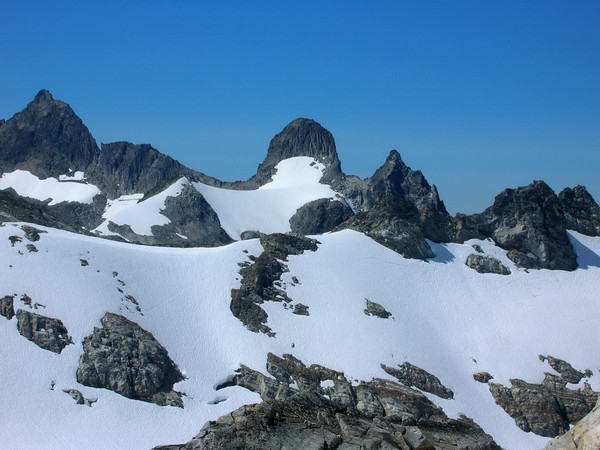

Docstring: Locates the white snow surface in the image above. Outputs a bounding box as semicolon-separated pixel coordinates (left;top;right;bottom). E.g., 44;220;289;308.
59;170;86;181
1;224;600;449
94;177;189;236
193;157;341;239
0;170;100;205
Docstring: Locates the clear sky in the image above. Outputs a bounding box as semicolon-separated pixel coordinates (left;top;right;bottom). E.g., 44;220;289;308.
1;1;598;214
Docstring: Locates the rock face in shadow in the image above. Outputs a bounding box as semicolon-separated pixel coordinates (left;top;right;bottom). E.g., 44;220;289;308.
86;142;199;199
338;198;435;259
465;254;511;275
76;312;184;407
559;185;600;237
0;90;99;178
230;233;319;336
289;198;354;235
173;353;499;450
16;309;73;353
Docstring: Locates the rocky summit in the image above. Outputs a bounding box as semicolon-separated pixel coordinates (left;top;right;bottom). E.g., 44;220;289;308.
1;90;600;449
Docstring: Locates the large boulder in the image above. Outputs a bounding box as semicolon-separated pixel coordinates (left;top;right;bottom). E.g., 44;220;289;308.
76;313;184;407
16;309;73;353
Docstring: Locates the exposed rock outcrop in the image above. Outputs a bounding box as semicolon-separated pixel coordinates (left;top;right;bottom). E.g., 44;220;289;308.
465;254;511;275
16;309;73;353
382;362;454;399
338;197;435;259
1;295;15;320
76;312;184;407
559;185;600;237
289;198;354;235
489;375;597;437
468;181;578;271
364;299;392;319
485;357;597;438
230;233;319;336
174;353;499;449
539;355;588;385
544;397;600;449
62;389;97;407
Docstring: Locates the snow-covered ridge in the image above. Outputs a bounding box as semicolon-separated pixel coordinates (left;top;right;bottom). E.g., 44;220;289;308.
94;177;190;237
1;222;599;449
0;170;100;205
194;157;343;239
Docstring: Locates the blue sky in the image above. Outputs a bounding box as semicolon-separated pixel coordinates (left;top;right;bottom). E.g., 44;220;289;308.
1;1;598;214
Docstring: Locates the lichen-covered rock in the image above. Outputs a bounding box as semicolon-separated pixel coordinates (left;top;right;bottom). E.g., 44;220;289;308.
76;312;184;407
292;303;309;316
1;295;15;320
465;254;511;275
289;198;354;235
364;299;392;319
16;309;73;353
181;353;499;450
381;362;454;399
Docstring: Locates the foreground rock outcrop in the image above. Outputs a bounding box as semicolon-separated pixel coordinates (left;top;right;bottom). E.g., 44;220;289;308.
544;397;600;449
167;353;499;449
481;355;598;438
76;312;184;407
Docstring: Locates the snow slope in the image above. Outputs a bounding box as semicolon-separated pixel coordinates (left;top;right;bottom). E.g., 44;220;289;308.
194;157;342;239
1;221;599;449
93;177;190;237
0;170;100;205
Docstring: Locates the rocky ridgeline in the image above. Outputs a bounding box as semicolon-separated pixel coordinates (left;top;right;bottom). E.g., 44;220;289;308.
230;233;319;336
475;355;598;437
159;353;499;449
1;90;599;259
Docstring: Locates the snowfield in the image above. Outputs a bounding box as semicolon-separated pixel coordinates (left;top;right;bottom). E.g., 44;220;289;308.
194;157;342;239
0;170;100;205
1;221;599;449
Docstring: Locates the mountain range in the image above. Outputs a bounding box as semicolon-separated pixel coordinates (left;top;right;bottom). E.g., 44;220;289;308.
1;90;600;449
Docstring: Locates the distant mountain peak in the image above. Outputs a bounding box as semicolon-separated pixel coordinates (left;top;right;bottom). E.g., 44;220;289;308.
33;89;54;103
264;118;340;168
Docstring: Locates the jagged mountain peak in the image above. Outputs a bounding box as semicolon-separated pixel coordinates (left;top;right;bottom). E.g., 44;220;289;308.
0;90;99;177
33;89;54;103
